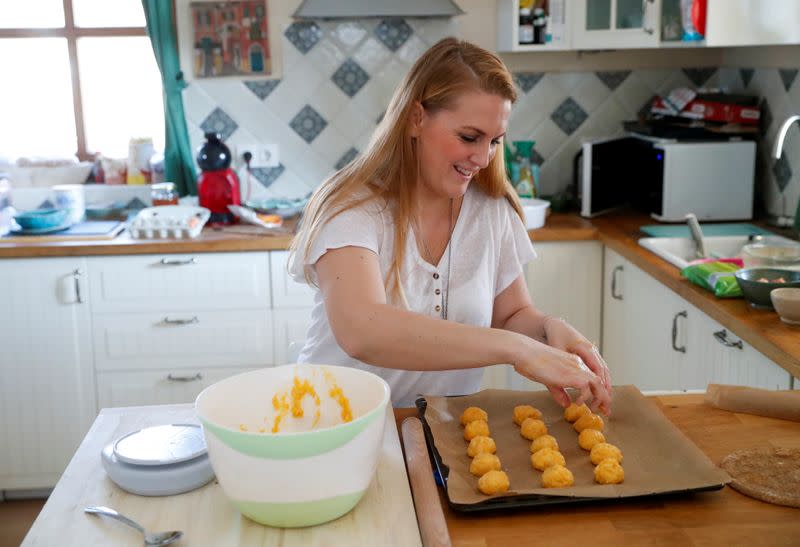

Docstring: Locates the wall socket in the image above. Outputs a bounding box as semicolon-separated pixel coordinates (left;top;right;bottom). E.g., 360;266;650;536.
242;143;280;168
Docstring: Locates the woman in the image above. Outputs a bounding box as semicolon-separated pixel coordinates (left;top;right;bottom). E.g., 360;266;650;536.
289;37;611;412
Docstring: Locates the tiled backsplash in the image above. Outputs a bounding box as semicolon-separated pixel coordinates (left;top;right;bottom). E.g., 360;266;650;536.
182;17;799;222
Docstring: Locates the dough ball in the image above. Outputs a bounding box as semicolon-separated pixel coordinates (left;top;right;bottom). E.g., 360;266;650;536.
467;435;497;458
513;405;542;426
573;412;605;433
594;459;625;484
530;434;559;454
541;464;575;488
531;447;566;471
564;402;590;423
460;406;488;426
590;442;623;465
578;428;606;451
464;419;490;441
520;418;548;440
470;453;502;477
478;470;510;495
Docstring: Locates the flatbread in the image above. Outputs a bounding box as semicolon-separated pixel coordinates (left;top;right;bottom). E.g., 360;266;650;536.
720;447;800;508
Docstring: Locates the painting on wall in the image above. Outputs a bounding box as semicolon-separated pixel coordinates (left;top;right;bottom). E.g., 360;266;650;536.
190;1;272;78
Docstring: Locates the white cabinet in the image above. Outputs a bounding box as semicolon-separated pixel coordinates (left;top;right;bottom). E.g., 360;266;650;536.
0;258;96;490
572;0;661;49
269;251;314;308
270;251;314;364
705;0;800;46
496;0;571;52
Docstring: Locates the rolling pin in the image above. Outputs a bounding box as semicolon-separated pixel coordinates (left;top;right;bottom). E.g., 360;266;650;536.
401;417;452;547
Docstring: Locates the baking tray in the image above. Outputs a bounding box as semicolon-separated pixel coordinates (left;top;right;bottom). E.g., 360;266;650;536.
416;386;730;513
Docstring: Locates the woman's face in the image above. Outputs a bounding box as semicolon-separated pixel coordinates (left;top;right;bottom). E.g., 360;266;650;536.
412;90;511;199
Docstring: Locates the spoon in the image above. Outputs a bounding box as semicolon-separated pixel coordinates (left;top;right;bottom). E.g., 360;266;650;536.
85;506;183;546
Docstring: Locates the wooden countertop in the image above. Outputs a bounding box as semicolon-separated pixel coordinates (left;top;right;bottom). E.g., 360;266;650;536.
395;395;800;546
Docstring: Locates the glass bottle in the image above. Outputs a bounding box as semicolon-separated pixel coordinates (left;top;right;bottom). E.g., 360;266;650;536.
151;182;179;206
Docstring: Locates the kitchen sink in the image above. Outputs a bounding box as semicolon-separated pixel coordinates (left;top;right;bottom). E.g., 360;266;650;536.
638;235;798;270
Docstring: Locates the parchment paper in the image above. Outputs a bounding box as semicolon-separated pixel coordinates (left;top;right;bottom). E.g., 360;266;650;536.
421;385;730;506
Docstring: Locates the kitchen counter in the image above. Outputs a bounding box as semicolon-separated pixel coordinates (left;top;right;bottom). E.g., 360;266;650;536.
395;395;800;545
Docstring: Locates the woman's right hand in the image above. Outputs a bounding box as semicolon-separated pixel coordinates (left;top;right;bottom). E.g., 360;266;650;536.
511;335;611;415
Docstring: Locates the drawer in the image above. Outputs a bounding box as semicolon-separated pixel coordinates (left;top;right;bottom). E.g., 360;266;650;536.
96;366;259;409
270;250;315;308
273;308;313;365
93;309;274;371
88;252;271;313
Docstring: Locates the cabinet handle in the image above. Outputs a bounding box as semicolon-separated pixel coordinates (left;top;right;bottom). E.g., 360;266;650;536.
713;329;743;350
642;0;655;34
159;257;197;266
161;316;199;325
672;310;687;353
611;265;624;300
73;268;83;304
167;373;203;382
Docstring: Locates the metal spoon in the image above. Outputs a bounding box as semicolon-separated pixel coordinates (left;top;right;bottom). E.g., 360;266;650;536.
85;506;183;546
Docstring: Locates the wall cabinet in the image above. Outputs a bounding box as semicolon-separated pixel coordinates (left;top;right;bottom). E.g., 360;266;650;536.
571;0;661;50
704;0;800;47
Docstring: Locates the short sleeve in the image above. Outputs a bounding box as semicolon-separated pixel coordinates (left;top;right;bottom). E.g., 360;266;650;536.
288;204;383;284
495;202;537;296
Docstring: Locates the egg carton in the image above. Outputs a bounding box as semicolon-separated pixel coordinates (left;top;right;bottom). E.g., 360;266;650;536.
129;206;210;239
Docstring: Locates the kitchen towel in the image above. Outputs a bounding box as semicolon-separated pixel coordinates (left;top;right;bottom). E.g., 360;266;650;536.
640;224;775;238
705;384;800;422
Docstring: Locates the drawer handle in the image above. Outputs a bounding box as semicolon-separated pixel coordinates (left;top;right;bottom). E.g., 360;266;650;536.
713;329;743;350
611;265;624;300
159;257;197;266
671;310;687;353
167;373;203;382
162;316;199;325
73;268;83;304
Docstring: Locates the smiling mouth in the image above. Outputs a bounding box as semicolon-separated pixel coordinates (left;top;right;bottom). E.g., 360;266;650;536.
454;165;475;179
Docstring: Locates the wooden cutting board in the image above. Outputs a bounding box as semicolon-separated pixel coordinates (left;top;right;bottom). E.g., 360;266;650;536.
22;404;422;547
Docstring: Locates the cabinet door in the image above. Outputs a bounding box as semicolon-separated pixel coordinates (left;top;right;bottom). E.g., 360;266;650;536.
0;258;95;490
705;0;800;46
572;0;661;49
270;250;315;308
273;308;313;365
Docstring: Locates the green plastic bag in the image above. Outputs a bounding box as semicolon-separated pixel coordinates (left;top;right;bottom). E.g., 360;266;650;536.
681;260;743;298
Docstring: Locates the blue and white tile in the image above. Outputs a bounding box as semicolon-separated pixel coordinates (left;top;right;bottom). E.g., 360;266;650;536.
353;79;394;126
510;76;565;136
374;57;411;97
284;21;323;54
682;67;718;88
267;74;317;125
352;37;392;76
335;147;360;170
182;83;218;126
288;147;331;190
759;69;789;107
281;31;305;70
634;69;673;92
549;72;588;95
311;80;351;126
595;71;630;91
283;57;327;101
331;58;370;97
262;168;314;199
411;18;457;46
311;124;352;167
307;39;348;76
328;21;368;53
570;75;611;115
529;118;567;162
200;107;238;141
778;69;797;92
655;70;694;95
538;138;579;195
290;105;328;144
243;79;281;101
613;72;657;117
355;128;376;154
395;34;428;66
551;98;588;136
373;18;413;52
332;100;375;141
574;97;628;143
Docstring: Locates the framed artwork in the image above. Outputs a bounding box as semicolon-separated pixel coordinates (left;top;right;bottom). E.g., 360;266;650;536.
190;1;272;78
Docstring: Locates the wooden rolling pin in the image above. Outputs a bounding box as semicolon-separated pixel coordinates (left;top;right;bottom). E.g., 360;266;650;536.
401;418;452;547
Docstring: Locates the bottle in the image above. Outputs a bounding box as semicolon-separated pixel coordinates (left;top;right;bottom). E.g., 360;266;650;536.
533;8;546;44
512;141;536;199
518;8;534;45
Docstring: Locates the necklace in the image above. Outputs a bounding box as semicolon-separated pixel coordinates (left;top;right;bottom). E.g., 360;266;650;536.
416;198;454;320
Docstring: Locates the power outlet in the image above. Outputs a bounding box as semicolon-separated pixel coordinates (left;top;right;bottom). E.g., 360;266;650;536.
242;143;280;168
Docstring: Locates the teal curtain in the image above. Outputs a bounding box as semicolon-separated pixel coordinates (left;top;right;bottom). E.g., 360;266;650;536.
142;0;197;195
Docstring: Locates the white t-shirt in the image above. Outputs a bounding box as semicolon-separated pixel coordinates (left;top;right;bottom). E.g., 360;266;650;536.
289;184;536;407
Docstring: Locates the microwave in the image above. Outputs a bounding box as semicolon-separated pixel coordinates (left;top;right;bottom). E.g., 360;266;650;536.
577;135;756;222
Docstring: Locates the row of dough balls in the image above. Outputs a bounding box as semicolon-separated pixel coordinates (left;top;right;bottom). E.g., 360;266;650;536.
461;407;510;495
565;403;625;484
515;405;575;488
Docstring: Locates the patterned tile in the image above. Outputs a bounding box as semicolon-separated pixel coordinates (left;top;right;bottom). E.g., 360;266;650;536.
250;164;285;189
740;68;754;88
374;19;412;52
244;80;280;100
513;72;544;94
284;22;322;54
329;21;367;52
595;71;631;90
779;69;798;92
290;105;328;143
335;147;359;170
773;155;793;192
550;98;588;136
200;107;238;141
682;67;717;87
761;99;773;134
331;59;370;97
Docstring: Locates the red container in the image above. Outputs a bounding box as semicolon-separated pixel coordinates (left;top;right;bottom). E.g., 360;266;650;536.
198;168;241;224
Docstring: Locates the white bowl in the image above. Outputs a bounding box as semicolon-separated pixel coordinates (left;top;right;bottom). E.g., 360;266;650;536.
7;162;93;188
520;198;550;230
771;287;800;325
195;364;390;528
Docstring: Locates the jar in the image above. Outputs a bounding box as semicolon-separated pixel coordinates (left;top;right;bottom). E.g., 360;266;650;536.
151;182;179;206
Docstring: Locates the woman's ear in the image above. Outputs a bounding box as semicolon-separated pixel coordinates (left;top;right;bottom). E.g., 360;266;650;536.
408;102;424;138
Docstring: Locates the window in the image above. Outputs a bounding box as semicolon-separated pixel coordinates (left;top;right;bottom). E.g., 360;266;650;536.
0;0;165;161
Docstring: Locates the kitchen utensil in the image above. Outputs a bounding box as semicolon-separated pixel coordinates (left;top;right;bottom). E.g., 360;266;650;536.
733;268;800;309
197;133;240;224
12;208;70;231
705;384;800;422
742;242;800;269
770;287;800;325
84;506;183;546
520;198;550;230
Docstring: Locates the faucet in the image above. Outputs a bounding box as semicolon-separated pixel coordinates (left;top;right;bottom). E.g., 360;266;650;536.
773;115;799;231
685;213;707;259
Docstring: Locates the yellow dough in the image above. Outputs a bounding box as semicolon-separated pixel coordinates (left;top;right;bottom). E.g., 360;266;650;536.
470;453;502;477
478;470;510;495
513;405;542;426
520;418;548;440
578;428;606;451
590;442;623;465
531;447;566;471
594;459;625;484
541;464;575;488
573;412;605;433
467;435;497;458
564;402;590;423
530;434;559;454
464;419;490;441
460;406;488;426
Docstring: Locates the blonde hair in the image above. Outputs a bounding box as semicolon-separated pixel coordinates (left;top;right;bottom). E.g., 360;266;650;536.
290;37;522;305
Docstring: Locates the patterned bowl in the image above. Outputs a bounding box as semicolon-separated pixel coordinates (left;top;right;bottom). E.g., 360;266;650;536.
195;364;390;528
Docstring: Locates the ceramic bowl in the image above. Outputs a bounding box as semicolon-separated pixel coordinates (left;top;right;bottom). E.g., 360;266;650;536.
13;208;69;230
770;288;800;325
520;198;550;230
734;268;800;309
195;364;390;528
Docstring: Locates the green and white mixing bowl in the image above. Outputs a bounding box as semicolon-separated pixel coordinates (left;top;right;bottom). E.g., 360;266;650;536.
195;364;390;528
